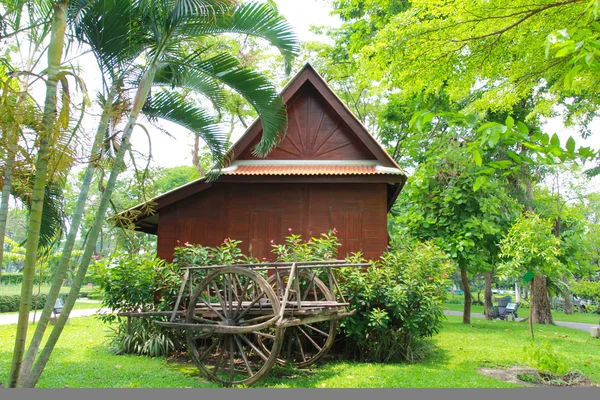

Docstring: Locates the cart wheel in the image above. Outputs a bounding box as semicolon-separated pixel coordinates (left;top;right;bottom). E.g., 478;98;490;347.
186;267;284;386
258;270;337;368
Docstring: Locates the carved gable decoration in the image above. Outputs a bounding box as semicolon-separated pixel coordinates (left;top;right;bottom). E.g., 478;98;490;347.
238;85;375;160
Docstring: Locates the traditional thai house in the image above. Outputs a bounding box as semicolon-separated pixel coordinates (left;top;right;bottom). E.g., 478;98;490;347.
123;64;407;261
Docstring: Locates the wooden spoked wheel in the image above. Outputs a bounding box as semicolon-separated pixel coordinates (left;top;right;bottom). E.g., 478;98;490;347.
186;267;285;386
258;270;337;368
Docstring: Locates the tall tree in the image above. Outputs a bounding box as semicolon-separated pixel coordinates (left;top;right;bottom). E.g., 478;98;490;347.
8;0;70;387
499;212;565;329
0;0;51;280
391;129;522;324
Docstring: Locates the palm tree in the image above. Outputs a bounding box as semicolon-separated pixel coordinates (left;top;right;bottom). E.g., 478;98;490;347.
17;0;298;387
0;0;52;280
8;0;70;388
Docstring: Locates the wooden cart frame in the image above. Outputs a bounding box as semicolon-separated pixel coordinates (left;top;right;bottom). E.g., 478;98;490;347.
120;260;368;386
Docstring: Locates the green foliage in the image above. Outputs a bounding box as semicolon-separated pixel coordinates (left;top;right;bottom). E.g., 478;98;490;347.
105;317;179;358
0;271;95;286
0;272;51;286
0;292;82;313
499;212;564;279
271;229;341;261
338;240;452;362
94;252;182;317
172;238;255;267
571;280;600;302
330;0;597;120
392;146;521;274
151;166;200;195
524;341;571;376
325;0;600;177
93;252;184;357
0;294;47;313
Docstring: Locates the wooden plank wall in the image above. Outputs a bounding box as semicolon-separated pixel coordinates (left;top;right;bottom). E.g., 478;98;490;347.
157;183;388;262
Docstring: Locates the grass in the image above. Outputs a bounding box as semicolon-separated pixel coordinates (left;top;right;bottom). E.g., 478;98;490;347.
444;302;600;325
1;315;599;388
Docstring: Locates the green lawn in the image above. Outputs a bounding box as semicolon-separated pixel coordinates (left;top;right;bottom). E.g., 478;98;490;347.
444;302;600;325
1;315;599;388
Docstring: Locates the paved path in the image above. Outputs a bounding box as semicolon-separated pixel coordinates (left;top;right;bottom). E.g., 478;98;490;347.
444;310;597;332
0;308;107;325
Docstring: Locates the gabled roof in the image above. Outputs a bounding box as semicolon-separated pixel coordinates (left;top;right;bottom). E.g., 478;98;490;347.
227;63;405;170
119;64;407;233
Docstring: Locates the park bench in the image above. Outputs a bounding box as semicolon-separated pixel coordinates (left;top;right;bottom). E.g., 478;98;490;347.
491;297;519;320
52;298;64;319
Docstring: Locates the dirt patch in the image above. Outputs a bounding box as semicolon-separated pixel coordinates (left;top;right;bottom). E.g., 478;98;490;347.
478;366;543;387
477;366;598;387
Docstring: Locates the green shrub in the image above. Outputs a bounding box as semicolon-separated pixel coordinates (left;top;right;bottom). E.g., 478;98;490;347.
272;229;340;261
571;280;600;313
1;293;48;313
270;232;452;363
93;252;185;356
444;296;464;304
0;292;83;313
0;272;96;286
0;272;52;285
337;240;452;363
524;341;570;376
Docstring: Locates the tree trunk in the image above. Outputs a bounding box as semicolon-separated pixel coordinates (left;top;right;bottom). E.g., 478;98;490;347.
8;1;69;388
484;271;493;320
19;88;117;381
562;274;572;315
531;275;553;324
20;66;157;388
529;280;534;338
0;136;17;279
460;267;471;324
192;135;205;177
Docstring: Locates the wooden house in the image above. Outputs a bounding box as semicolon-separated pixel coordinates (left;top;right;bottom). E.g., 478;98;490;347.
123;64;407;261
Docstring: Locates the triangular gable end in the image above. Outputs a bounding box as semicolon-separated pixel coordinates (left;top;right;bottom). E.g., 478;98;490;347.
229;64;401;168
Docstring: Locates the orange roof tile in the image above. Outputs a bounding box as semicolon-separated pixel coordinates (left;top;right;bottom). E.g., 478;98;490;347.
222;165;402;176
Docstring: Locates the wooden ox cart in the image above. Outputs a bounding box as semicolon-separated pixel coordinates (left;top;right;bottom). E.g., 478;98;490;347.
119;260;367;386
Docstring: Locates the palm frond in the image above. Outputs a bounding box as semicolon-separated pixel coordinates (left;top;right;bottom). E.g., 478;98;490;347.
141;89;228;169
167;0;237;30
191;52;286;157
11;180;65;250
71;0;147;80
153;61;226;109
180;1;299;73
1;0;52;41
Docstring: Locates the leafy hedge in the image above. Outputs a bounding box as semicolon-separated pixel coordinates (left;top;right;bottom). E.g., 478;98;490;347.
0;273;52;285
0;288;94;313
0;294;66;313
0;272;96;286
